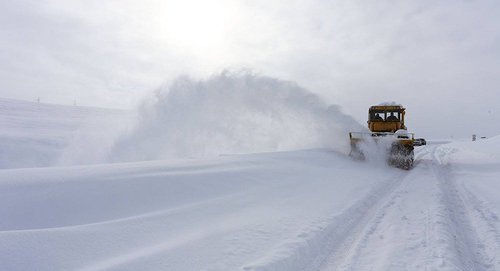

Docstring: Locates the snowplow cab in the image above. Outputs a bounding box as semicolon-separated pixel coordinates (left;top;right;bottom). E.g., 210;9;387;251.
368;105;407;133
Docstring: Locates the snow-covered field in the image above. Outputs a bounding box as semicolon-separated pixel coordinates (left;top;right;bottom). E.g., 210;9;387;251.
0;99;131;169
1;98;500;270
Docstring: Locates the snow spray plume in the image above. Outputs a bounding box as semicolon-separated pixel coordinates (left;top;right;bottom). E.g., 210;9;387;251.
109;71;363;162
57;110;134;166
357;136;396;167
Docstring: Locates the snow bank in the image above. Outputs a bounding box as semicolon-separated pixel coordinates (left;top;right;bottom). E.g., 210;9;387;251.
434;135;500;165
109;71;363;162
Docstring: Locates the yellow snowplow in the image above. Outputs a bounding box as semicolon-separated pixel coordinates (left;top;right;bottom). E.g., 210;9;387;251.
349;104;426;169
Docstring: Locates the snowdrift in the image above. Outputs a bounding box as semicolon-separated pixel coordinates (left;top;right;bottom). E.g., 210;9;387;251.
0;149;398;271
0;99;129;169
109;72;363;162
433;135;500;165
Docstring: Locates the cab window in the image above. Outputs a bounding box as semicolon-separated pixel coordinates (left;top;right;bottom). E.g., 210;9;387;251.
386;111;400;121
370;112;384;120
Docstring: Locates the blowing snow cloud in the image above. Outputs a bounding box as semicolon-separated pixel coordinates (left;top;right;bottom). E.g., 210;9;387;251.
109;71;363;162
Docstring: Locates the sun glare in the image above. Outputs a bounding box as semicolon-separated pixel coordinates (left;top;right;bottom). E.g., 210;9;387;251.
158;0;235;51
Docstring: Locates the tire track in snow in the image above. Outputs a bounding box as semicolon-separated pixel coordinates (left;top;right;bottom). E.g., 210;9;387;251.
311;170;410;271
321;156;433;271
322;174;410;271
318;146;497;271
312;148;433;270
243;168;409;271
460;185;500;269
320;145;439;270
432;146;493;271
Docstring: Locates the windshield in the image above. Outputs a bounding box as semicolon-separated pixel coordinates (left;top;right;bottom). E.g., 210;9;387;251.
370;111;401;121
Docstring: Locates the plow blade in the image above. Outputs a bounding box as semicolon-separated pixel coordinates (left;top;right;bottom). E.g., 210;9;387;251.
349;132;415;170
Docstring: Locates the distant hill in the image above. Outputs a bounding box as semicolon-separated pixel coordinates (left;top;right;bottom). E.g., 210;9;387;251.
0;98;130;169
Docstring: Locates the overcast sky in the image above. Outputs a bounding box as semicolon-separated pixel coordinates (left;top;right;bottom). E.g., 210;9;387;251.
1;0;499;138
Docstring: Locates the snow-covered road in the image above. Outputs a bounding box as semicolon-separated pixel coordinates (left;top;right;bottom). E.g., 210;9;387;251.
318;145;500;271
2;141;500;271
